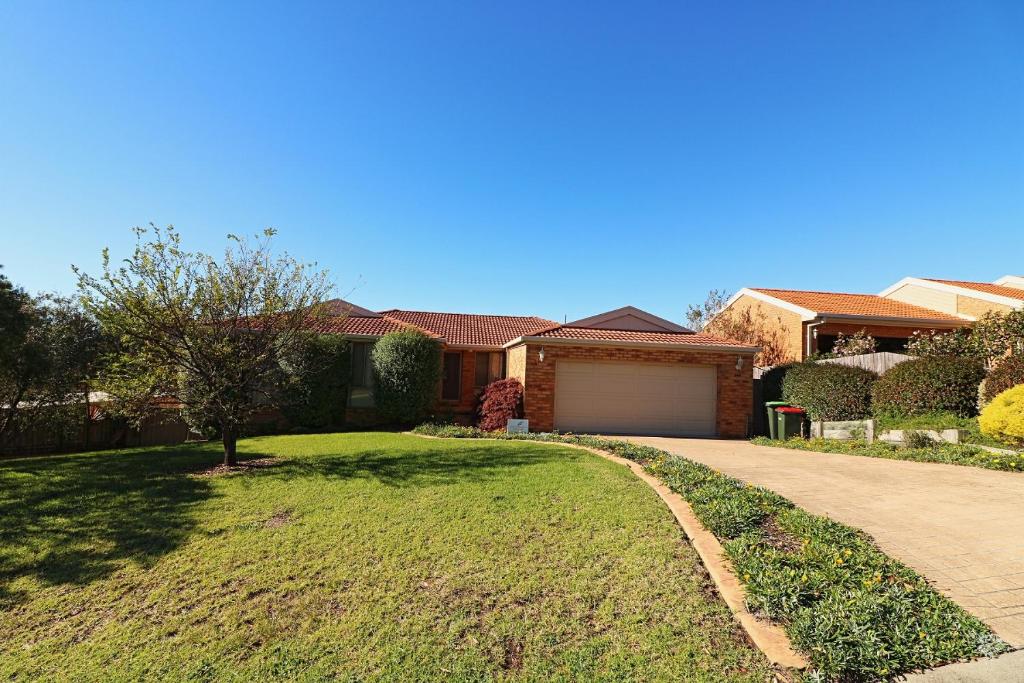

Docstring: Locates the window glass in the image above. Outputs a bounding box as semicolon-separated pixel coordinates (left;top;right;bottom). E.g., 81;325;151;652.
442;352;462;400
349;342;375;407
475;352;492;387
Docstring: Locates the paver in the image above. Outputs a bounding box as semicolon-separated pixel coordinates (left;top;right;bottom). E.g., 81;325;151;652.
623;436;1024;647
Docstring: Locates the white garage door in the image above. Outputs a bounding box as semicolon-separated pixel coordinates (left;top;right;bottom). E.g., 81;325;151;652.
554;361;717;436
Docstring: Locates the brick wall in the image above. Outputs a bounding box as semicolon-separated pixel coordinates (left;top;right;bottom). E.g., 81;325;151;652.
714;295;803;363
513;343;753;438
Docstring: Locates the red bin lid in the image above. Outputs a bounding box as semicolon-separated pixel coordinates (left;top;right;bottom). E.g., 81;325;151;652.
776;406;805;414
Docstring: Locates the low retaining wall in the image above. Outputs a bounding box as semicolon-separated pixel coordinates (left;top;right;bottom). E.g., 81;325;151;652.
809;419;964;446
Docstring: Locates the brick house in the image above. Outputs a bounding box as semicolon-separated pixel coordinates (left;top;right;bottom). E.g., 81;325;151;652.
318;301;758;438
714;275;1024;362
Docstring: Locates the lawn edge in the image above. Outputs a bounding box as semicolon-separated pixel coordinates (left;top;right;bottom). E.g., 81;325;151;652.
409;432;808;670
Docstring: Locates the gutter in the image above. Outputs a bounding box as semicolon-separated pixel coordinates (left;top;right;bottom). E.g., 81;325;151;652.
502;335;760;355
817;313;970;326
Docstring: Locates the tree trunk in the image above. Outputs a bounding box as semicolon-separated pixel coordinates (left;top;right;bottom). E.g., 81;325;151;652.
222;427;238;467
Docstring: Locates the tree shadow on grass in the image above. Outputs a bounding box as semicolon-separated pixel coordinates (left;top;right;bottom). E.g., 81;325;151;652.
0;444;268;607
252;440;572;489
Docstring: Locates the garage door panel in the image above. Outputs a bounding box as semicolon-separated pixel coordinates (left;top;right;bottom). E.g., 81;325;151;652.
554;360;716;436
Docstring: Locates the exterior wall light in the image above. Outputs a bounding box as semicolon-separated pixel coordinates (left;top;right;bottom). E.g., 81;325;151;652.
539;347;545;362
735;356;744;370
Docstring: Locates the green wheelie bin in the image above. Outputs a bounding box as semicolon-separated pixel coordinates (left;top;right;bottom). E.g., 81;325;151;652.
764;401;789;440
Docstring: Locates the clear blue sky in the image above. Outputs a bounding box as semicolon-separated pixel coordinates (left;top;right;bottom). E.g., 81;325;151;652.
1;2;1022;324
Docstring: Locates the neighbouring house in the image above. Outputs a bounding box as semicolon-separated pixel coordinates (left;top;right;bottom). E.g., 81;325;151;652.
880;276;1024;318
714;275;1024;362
717;288;966;361
319;301;758;437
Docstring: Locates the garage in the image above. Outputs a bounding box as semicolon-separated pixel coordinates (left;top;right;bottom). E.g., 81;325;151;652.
553;360;717;436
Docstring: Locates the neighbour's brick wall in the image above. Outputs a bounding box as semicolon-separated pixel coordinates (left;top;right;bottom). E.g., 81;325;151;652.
957;296;1014;318
713;295;802;363
513;343;753;438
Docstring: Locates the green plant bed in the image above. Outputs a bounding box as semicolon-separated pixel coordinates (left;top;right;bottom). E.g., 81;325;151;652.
752;436;1024;472
415;424;1008;681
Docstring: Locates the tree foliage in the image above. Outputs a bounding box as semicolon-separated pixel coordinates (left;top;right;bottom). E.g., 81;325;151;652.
0;270;101;444
371;329;442;424
75;225;333;465
872;356;986;418
830;329;877;357
906;310;1024;362
690;289;793;366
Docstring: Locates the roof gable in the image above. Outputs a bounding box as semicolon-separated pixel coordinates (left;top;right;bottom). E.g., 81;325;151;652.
566;306;692;333
879;278;1024;309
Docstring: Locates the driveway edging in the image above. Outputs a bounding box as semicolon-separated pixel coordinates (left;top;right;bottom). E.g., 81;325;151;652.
409;432;807;670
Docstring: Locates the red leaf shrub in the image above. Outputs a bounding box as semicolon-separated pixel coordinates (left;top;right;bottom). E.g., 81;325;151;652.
476;378;524;432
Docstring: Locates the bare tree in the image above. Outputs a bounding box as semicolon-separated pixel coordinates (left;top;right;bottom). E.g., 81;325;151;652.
688;289;793;366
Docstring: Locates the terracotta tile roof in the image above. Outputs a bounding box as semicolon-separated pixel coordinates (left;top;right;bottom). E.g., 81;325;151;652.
751;288;963;321
524;326;755;348
923;279;1024;301
382;310;558;347
311;315;412;337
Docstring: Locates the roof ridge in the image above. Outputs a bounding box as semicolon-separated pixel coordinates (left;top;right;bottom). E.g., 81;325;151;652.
382;308;556;321
752;287;885;298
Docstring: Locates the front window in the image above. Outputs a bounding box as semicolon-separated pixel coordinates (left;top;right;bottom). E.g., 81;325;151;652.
348;341;375;407
474;351;504;387
442;352;462;400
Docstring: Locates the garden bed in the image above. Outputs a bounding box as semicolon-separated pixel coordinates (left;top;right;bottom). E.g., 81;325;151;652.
753;436;1024;472
415;424;1009;681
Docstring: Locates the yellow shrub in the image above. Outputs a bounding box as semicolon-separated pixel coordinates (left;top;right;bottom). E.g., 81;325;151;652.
979;385;1024;447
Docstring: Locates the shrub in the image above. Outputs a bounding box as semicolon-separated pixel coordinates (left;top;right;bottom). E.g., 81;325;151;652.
979;385;1024;448
371;329;442;424
872;356;986;418
280;334;350;431
759;362;796;402
982;354;1024;405
476;378;524;431
781;362;877;421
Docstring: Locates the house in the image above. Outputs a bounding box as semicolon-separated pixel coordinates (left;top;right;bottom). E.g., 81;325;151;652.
318;301;759;437
717;288;966;361
880;277;1024;318
715;275;1024;362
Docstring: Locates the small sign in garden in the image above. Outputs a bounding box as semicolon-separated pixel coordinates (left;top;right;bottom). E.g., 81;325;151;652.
507;419;529;434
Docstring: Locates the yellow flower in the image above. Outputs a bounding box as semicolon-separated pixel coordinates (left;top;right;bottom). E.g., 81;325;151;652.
919;631;927;639
835;557;844;565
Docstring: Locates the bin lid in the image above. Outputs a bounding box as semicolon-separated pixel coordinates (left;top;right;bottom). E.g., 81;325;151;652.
776;406;805;414
765;401;790;407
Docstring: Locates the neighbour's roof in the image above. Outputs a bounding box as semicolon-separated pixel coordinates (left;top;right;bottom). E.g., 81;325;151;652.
382;310;557;347
749;288;963;321
522;326;756;348
922;279;1024;301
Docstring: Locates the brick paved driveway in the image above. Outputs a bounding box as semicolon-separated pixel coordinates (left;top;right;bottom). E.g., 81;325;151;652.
623;436;1024;647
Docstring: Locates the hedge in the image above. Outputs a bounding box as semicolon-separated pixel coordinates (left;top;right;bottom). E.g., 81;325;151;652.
982;354;1024;405
280;334;350;431
872;356;986;418
759;362;797;402
979;385;1024;448
371;329;442;424
781;362;877;421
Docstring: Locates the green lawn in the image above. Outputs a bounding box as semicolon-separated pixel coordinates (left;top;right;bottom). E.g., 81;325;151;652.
0;433;774;682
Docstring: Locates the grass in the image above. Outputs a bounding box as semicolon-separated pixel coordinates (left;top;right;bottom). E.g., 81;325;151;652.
0;432;774;682
752;436;1024;472
415;424;1009;681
